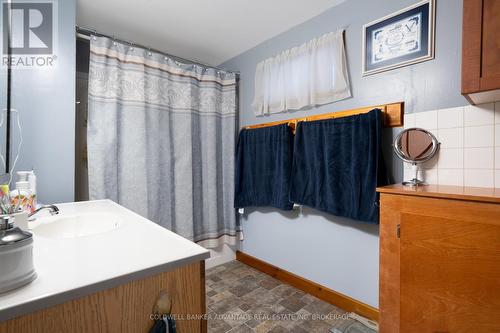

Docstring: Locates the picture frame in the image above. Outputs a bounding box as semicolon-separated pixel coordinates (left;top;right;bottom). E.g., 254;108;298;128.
362;0;435;76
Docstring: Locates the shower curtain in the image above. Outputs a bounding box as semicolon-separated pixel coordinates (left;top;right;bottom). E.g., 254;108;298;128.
87;36;239;248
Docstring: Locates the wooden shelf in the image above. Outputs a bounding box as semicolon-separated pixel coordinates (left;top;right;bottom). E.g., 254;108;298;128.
245;102;404;132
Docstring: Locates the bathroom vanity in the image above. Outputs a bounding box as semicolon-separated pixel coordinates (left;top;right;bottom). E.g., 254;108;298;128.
0;200;210;333
378;185;500;333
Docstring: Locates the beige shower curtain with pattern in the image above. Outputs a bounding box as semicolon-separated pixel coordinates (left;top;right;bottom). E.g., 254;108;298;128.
87;36;239;248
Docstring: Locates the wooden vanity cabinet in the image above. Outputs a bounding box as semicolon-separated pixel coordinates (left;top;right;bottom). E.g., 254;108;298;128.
462;0;500;104
0;261;207;333
378;185;500;333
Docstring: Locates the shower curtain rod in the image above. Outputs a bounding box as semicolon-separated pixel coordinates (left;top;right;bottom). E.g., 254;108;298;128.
76;25;240;75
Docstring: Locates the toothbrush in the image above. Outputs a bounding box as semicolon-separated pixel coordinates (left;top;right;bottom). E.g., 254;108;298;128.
0;196;9;214
13;191;22;214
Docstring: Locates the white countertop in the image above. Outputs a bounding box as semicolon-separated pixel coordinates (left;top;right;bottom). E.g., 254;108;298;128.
0;200;210;321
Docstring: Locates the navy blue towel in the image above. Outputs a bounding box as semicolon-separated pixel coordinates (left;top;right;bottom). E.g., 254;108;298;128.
289;109;388;223
235;124;294;210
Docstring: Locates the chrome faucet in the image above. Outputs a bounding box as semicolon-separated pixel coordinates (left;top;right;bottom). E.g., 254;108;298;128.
28;205;60;218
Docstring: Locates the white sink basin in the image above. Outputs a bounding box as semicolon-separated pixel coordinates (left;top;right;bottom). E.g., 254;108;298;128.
32;213;123;239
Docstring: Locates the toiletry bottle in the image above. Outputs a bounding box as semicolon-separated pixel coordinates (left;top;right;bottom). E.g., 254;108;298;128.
28;170;37;209
10;181;34;214
16;171;30;182
0;185;8;197
0;185;9;215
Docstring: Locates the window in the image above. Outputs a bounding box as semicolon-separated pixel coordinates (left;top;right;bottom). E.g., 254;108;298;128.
252;30;351;115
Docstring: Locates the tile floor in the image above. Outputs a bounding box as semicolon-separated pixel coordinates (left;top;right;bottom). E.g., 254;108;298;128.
206;261;351;333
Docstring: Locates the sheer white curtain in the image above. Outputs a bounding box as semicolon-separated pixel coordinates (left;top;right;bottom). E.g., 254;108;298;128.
253;30;351;115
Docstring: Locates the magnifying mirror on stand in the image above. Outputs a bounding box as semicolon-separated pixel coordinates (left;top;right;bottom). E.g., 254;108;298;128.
394;128;440;186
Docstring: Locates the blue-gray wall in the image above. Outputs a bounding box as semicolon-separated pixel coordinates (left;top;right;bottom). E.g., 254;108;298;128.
221;0;466;307
10;0;76;204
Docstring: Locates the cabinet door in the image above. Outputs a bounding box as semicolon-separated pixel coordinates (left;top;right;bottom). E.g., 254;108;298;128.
481;0;500;90
462;0;500;94
400;213;500;333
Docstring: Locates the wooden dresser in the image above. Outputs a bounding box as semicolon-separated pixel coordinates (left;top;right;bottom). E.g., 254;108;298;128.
377;185;500;333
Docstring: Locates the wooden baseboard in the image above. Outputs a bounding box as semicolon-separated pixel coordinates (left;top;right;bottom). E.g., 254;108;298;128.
236;251;379;322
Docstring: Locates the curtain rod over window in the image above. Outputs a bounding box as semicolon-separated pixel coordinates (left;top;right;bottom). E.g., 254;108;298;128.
75;25;240;75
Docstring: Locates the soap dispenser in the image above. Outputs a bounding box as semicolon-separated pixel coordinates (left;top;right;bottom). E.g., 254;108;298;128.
10;170;37;213
0;215;37;293
28;170;37;208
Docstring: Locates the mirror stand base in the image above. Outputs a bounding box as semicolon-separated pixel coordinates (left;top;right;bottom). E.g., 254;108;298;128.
402;178;428;187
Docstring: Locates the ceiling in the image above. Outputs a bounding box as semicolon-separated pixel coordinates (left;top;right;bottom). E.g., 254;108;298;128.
76;0;345;65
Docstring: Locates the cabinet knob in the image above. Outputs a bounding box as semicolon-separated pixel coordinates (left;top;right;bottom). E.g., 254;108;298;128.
153;290;172;316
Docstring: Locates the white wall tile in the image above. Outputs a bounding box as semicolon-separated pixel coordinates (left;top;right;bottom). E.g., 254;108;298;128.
438;128;463;148
404;113;415;129
464;169;494;188
438;106;464;129
495;124;500;146
438;148;463;169
438;169;464;186
496;147;500;169
408;104;497;188
464;148;494;169
416;110;438;129
421;154;439;170
495;102;500;124
464;103;495;127
421;169;438;185
464;125;494;148
427;128;439;140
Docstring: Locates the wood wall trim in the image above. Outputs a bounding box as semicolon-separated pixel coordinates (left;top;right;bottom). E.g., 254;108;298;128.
236;251;379;322
244;102;404;130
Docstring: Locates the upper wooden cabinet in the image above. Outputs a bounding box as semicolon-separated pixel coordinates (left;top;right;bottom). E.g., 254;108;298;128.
462;0;500;104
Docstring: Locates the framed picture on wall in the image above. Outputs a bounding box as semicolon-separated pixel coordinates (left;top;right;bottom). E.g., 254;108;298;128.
362;0;435;76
